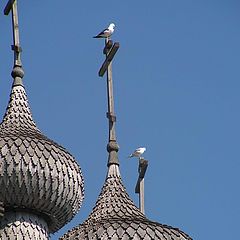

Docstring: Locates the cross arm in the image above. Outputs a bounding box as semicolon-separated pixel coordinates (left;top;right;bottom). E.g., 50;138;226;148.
99;42;120;77
135;159;148;193
4;0;15;15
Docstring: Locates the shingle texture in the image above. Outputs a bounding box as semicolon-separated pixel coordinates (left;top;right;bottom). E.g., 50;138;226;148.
0;78;84;233
0;201;4;217
0;211;49;240
60;164;192;240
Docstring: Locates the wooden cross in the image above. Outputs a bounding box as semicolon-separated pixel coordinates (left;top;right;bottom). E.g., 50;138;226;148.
4;0;22;66
99;38;120;143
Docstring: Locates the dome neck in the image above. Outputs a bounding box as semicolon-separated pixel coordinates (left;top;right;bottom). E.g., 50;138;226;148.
0;210;49;239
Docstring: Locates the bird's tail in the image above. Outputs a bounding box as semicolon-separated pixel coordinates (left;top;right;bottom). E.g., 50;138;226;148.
93;35;101;38
128;154;133;158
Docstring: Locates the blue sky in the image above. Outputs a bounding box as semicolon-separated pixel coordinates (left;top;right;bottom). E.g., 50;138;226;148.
0;0;240;239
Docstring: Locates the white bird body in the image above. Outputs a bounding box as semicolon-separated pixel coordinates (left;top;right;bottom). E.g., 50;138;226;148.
93;23;115;38
128;147;146;158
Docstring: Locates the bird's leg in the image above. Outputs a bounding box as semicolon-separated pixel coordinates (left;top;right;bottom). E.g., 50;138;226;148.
138;159;141;173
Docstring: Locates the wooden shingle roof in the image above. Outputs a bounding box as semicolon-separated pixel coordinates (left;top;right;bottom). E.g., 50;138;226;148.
60;163;192;240
60;36;191;239
0;68;84;233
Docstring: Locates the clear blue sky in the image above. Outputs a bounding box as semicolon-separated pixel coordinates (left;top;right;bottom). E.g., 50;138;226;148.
0;1;239;239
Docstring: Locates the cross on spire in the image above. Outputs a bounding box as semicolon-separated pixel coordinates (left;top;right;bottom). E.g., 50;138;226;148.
4;0;22;67
98;38;120;166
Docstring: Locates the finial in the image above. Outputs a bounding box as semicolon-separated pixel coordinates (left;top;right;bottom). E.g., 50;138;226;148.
107;141;120;166
11;65;24;86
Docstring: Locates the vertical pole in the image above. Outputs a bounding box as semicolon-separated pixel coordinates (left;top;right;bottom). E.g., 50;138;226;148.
11;0;22;66
135;158;148;214
4;0;25;87
139;176;145;214
105;38;116;142
103;38;119;166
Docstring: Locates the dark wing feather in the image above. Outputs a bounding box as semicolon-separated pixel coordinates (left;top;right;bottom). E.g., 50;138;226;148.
93;28;108;38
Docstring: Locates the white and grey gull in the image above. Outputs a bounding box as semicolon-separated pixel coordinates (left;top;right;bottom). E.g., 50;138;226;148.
128;147;146;159
93;23;115;38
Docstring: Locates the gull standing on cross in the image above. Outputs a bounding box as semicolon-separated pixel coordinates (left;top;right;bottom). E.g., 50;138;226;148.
93;23;115;38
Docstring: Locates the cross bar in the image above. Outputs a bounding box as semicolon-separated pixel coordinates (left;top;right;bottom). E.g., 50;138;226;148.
135;158;148;193
11;44;22;53
99;42;120;77
4;0;15;15
106;112;116;122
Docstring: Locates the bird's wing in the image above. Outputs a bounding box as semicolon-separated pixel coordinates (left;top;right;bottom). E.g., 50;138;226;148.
93;28;111;38
98;28;109;35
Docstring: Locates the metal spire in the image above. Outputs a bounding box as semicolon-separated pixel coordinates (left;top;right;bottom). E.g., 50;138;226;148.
98;37;120;167
4;0;24;86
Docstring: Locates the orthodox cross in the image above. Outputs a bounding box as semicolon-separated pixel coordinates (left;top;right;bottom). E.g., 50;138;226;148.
98;38;148;213
4;0;22;67
98;38;120;166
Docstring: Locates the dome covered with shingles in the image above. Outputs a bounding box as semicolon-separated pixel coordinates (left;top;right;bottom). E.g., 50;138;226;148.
60;37;191;240
60;163;191;240
0;67;84;233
